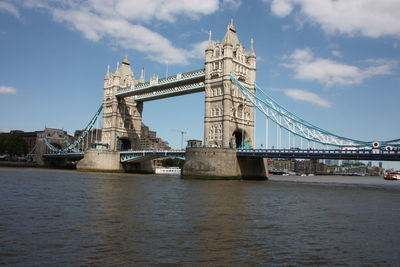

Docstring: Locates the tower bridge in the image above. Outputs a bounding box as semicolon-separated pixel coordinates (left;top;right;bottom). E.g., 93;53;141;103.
41;22;400;179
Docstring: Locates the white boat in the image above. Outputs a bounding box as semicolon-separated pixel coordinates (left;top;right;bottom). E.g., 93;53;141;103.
155;167;181;175
384;171;400;180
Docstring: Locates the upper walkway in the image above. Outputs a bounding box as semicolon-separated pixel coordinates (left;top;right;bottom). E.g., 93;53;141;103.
115;69;205;101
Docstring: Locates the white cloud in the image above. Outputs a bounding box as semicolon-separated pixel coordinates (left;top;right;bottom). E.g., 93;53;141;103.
331;50;342;57
270;0;293;17
0;86;17;94
282;48;394;87
18;0;224;65
0;1;20;18
0;126;10;133
272;88;332;107
222;0;242;9
266;0;400;38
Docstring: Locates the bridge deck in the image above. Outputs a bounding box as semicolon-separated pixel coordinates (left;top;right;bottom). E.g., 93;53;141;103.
42;149;400;162
120;150;186;162
237;149;400;161
116;69;205;100
42;152;84;159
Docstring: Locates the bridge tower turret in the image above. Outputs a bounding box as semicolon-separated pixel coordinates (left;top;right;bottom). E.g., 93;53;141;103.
204;22;256;149
101;57;143;151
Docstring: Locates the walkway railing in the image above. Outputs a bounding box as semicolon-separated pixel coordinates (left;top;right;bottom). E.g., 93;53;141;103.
238;148;400;161
120;150;186;162
116;69;205;97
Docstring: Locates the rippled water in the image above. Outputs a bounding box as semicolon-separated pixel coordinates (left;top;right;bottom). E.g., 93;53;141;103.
1;168;399;266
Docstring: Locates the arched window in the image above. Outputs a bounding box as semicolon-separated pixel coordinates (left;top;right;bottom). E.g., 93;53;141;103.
237;104;243;118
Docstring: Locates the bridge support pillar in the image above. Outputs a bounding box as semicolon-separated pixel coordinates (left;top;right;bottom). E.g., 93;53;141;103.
77;150;122;171
183;148;268;180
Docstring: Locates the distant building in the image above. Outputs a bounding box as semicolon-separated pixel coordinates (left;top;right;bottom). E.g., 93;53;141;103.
3;128;73;155
267;159;293;173
9;130;37;153
187;139;202;148
140;123;170;150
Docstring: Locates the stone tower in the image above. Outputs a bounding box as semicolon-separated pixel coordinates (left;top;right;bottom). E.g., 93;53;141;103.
101;57;144;151
204;22;256;149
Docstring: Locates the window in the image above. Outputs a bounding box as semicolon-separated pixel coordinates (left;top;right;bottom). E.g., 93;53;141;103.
237;104;243;118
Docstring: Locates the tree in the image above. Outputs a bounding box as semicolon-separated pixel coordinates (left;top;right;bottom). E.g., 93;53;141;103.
0;134;28;159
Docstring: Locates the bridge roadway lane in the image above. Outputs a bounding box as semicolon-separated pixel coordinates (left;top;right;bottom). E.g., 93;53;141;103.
43;148;400;162
237;149;400;161
42;152;84;160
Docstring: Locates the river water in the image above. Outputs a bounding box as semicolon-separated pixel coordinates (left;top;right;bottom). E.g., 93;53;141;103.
1;168;399;266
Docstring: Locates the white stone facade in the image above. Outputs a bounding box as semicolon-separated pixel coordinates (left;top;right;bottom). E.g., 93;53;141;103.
101;58;144;151
204;23;256;148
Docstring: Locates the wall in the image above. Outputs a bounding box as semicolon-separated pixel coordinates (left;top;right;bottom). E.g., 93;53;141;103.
77;150;122;171
183;147;268;180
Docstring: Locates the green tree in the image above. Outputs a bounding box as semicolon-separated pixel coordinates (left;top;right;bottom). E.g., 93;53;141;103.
0;134;28;159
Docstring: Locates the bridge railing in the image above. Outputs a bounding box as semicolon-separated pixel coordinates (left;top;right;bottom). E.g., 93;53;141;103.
116;69;205;96
237;148;400;161
238;148;400;154
120;149;186;162
135;82;205;101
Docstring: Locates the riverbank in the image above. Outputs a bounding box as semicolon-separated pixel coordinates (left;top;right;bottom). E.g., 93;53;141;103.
0;161;38;168
269;174;400;188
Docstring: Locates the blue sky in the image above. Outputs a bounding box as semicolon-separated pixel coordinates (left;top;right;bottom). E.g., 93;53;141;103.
0;0;399;162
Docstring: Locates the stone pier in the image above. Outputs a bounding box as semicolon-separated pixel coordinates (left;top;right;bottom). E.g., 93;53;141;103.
77;150;122;171
77;150;154;173
183;147;268;180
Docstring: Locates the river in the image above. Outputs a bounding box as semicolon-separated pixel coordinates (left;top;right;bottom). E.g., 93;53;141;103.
1;168;399;266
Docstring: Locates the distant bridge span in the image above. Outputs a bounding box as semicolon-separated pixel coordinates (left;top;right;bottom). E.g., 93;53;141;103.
43;148;400;162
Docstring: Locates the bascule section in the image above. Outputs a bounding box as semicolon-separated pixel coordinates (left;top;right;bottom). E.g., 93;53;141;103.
204;22;256;149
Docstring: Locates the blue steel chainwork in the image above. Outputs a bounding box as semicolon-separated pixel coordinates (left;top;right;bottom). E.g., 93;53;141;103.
120;150;186;162
230;74;399;149
44;105;103;153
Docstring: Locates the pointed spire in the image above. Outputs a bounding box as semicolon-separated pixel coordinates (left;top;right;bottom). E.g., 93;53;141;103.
114;61;120;76
227;18;236;32
104;64;111;79
206;30;213;51
140;67;145;82
122;55;130;65
249;38;256;57
223;20;240;46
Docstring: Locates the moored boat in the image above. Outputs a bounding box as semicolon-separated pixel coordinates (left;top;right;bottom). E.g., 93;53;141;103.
155;167;181;175
384;171;400;180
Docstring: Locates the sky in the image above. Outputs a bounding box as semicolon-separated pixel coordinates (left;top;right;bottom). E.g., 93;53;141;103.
0;0;399;166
